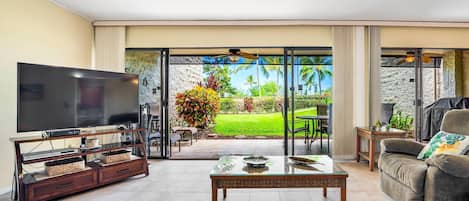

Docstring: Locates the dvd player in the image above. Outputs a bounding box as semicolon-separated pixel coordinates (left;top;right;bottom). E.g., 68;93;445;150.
46;129;81;137
23;148;79;161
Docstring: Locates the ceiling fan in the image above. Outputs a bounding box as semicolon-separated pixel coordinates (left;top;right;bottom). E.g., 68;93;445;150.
396;51;439;65
216;48;259;62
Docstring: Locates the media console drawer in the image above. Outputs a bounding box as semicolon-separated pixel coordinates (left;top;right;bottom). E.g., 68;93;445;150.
99;159;145;184
26;169;98;201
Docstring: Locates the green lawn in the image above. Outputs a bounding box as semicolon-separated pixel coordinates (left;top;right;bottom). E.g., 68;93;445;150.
213;108;317;136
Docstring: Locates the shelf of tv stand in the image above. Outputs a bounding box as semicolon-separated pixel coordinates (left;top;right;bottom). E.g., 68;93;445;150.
12;128;149;201
23;156;143;184
12;128;145;144
22;142;144;164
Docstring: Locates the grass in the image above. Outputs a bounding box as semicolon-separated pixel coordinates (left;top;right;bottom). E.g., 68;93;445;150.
213;108;317;136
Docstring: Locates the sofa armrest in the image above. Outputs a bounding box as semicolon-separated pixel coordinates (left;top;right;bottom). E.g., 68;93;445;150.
380;139;425;156
425;154;469;178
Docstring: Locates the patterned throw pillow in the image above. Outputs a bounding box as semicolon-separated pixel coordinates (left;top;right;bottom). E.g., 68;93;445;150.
417;131;469;160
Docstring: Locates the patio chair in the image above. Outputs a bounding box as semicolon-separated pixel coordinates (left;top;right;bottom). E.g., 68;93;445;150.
326;104;332;153
148;129;183;154
315;104;330;149
146;112;183;154
278;104;310;149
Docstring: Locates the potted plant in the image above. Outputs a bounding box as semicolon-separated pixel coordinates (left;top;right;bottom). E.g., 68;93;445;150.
389;110;414;137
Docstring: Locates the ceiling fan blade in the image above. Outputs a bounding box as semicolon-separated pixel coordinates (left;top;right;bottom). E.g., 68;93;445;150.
238;52;259;59
423;52;443;57
422;55;433;63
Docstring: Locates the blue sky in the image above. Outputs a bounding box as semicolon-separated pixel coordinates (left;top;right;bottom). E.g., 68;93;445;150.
202;56;333;95
229;65;333;94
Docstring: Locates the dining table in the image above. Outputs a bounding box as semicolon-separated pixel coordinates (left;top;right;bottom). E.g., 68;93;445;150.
296;115;330;153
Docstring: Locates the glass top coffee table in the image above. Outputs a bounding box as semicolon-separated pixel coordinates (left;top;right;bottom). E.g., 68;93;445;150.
210;155;348;201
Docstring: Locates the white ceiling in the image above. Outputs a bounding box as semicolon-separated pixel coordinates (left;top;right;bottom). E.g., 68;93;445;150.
52;0;469;22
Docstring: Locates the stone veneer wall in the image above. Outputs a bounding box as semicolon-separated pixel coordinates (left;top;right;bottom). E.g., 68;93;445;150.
380;51;456;117
168;64;204;126
125;52;203;125
125;51;162;106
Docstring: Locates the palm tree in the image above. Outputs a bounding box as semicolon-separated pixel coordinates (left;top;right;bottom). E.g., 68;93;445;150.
299;57;332;95
245;75;257;96
299;66;316;94
234;58;269;97
261;56;283;97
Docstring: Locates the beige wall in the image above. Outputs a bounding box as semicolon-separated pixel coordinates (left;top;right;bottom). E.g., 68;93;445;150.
95;26;126;72
381;27;469;48
126;25;332;48
0;0;93;190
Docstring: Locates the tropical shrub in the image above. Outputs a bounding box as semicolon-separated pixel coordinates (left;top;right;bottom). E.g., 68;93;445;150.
243;97;254;113
199;73;219;91
175;86;220;128
220;98;236;112
253;97;277;112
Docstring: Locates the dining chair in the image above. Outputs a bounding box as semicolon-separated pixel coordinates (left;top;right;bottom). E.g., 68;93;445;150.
278;104;310;149
315;104;331;153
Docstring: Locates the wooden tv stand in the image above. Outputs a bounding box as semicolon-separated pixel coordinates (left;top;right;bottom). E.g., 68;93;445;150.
11;128;149;201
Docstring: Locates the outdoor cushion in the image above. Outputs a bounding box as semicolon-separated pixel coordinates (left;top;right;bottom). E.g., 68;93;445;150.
379;153;427;193
417;131;469;160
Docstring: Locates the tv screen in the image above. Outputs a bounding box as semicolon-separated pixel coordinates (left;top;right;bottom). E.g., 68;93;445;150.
17;63;139;132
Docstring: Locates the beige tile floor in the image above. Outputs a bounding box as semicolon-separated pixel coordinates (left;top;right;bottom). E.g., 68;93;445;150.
54;159;390;201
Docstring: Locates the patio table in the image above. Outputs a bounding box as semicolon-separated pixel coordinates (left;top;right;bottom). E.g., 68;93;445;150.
296;115;329;153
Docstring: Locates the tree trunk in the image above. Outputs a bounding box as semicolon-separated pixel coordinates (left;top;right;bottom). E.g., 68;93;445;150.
256;62;261;97
318;72;322;96
276;70;280;97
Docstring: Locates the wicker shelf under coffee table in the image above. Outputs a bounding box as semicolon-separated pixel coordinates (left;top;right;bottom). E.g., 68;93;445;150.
210;155;348;201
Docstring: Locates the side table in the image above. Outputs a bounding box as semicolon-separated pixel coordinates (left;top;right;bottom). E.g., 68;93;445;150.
356;127;408;171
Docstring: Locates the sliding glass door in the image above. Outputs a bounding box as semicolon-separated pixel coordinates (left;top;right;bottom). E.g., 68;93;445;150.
381;48;455;142
125;48;170;158
283;47;333;155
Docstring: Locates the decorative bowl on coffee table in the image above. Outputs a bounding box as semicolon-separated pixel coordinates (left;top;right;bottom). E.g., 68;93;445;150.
243;156;269;168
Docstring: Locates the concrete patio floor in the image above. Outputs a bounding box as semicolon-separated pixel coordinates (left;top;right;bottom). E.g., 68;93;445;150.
162;139;332;159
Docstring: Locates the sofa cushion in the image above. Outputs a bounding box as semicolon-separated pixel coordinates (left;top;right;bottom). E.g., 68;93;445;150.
417;131;469;160
379;153;427;193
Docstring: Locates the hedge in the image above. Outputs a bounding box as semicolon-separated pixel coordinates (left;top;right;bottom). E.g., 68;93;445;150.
219;96;329;113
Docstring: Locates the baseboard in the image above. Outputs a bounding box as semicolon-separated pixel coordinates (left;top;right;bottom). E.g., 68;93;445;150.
0;186;11;195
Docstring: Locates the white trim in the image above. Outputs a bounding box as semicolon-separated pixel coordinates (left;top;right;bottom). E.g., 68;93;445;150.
94;20;469;28
0;186;11;196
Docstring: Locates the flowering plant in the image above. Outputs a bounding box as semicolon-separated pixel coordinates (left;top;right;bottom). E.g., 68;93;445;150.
175;86;220;128
243;97;254;113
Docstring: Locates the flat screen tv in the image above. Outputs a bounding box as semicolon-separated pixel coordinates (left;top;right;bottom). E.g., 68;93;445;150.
17;63;139;132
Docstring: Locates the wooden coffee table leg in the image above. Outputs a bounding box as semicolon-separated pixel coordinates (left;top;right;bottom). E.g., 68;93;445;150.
223;188;227;199
212;180;217;201
323;187;327;197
